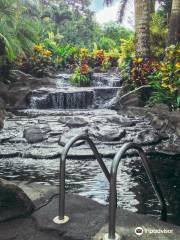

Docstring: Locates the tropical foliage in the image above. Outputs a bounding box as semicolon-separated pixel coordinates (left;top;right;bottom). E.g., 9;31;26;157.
149;44;180;110
0;0;179;109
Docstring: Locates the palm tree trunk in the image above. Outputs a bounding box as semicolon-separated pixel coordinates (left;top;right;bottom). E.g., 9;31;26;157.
135;0;151;57
150;0;155;14
168;0;180;45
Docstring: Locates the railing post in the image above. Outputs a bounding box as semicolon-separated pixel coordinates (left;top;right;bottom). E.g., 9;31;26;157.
53;134;110;224
103;142;167;240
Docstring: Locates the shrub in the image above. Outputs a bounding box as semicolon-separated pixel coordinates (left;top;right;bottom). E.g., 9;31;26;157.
130;58;159;88
149;45;180;110
70;64;91;87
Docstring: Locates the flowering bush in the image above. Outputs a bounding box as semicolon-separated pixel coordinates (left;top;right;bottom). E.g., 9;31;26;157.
118;38;135;70
79;48;89;61
93;49;106;66
130;58;159;87
70;63;91;86
149;45;180;110
16;44;53;77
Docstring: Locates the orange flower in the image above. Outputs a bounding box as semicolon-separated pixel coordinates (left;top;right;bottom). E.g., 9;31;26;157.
81;64;89;74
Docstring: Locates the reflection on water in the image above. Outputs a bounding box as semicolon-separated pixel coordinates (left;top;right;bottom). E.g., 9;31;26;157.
0;154;180;225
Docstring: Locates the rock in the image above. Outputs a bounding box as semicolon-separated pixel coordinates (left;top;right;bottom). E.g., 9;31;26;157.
0;133;14;143
107;85;152;110
134;129;161;145
106;115;136;127
92;72;122;87
151;103;169;114
23;126;46;143
59;128;88;146
149;114;169;131
0;178;35;222
91;126;126;142
7;70;56;109
156;137;180;155
0;82;9;103
0;98;5;129
58;116;88;128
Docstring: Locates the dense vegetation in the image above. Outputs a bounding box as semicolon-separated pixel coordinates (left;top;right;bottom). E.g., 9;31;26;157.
0;0;179;109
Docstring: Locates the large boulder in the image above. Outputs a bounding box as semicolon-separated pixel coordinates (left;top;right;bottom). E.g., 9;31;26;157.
7;70;56;109
0;178;35;222
23;126;47;143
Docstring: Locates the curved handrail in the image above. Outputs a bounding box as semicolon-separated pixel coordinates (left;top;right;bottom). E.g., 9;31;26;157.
107;142;167;240
58;134;110;221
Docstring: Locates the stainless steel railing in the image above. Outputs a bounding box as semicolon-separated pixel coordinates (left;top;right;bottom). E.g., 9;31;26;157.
105;142;167;240
54;134;167;240
53;134;110;224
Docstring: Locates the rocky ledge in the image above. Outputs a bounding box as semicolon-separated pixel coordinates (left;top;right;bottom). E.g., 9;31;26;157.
107;85;180;155
0;70;56;110
123;104;180;155
0;181;180;240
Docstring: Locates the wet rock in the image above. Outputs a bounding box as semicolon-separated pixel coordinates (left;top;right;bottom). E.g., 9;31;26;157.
58;116;88;127
156;137;180;156
0;82;9;103
0;178;35;222
107;85;152;110
134;129;161;145
91;126;126;142
0;98;5;129
23;126;46;143
92;72;122;87
59;128;88;146
151;103;169;114
7;70;56;109
0;133;14;144
106;115;136;127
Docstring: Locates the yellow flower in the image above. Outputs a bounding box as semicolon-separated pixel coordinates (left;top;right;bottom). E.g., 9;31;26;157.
118;58;124;66
133;57;143;63
175;62;180;69
42;50;52;57
80;48;88;59
33;44;44;52
161;83;169;88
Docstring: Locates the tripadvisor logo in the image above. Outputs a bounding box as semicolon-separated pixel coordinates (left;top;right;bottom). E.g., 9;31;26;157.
135;227;144;236
135;226;173;236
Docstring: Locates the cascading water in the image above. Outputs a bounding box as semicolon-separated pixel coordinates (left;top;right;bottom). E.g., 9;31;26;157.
28;73;122;110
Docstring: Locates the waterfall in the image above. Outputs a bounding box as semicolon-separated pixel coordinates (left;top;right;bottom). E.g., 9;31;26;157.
29;90;94;109
28;73;122;110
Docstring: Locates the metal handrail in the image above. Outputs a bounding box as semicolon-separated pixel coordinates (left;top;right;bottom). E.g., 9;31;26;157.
106;142;167;240
56;134;111;222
